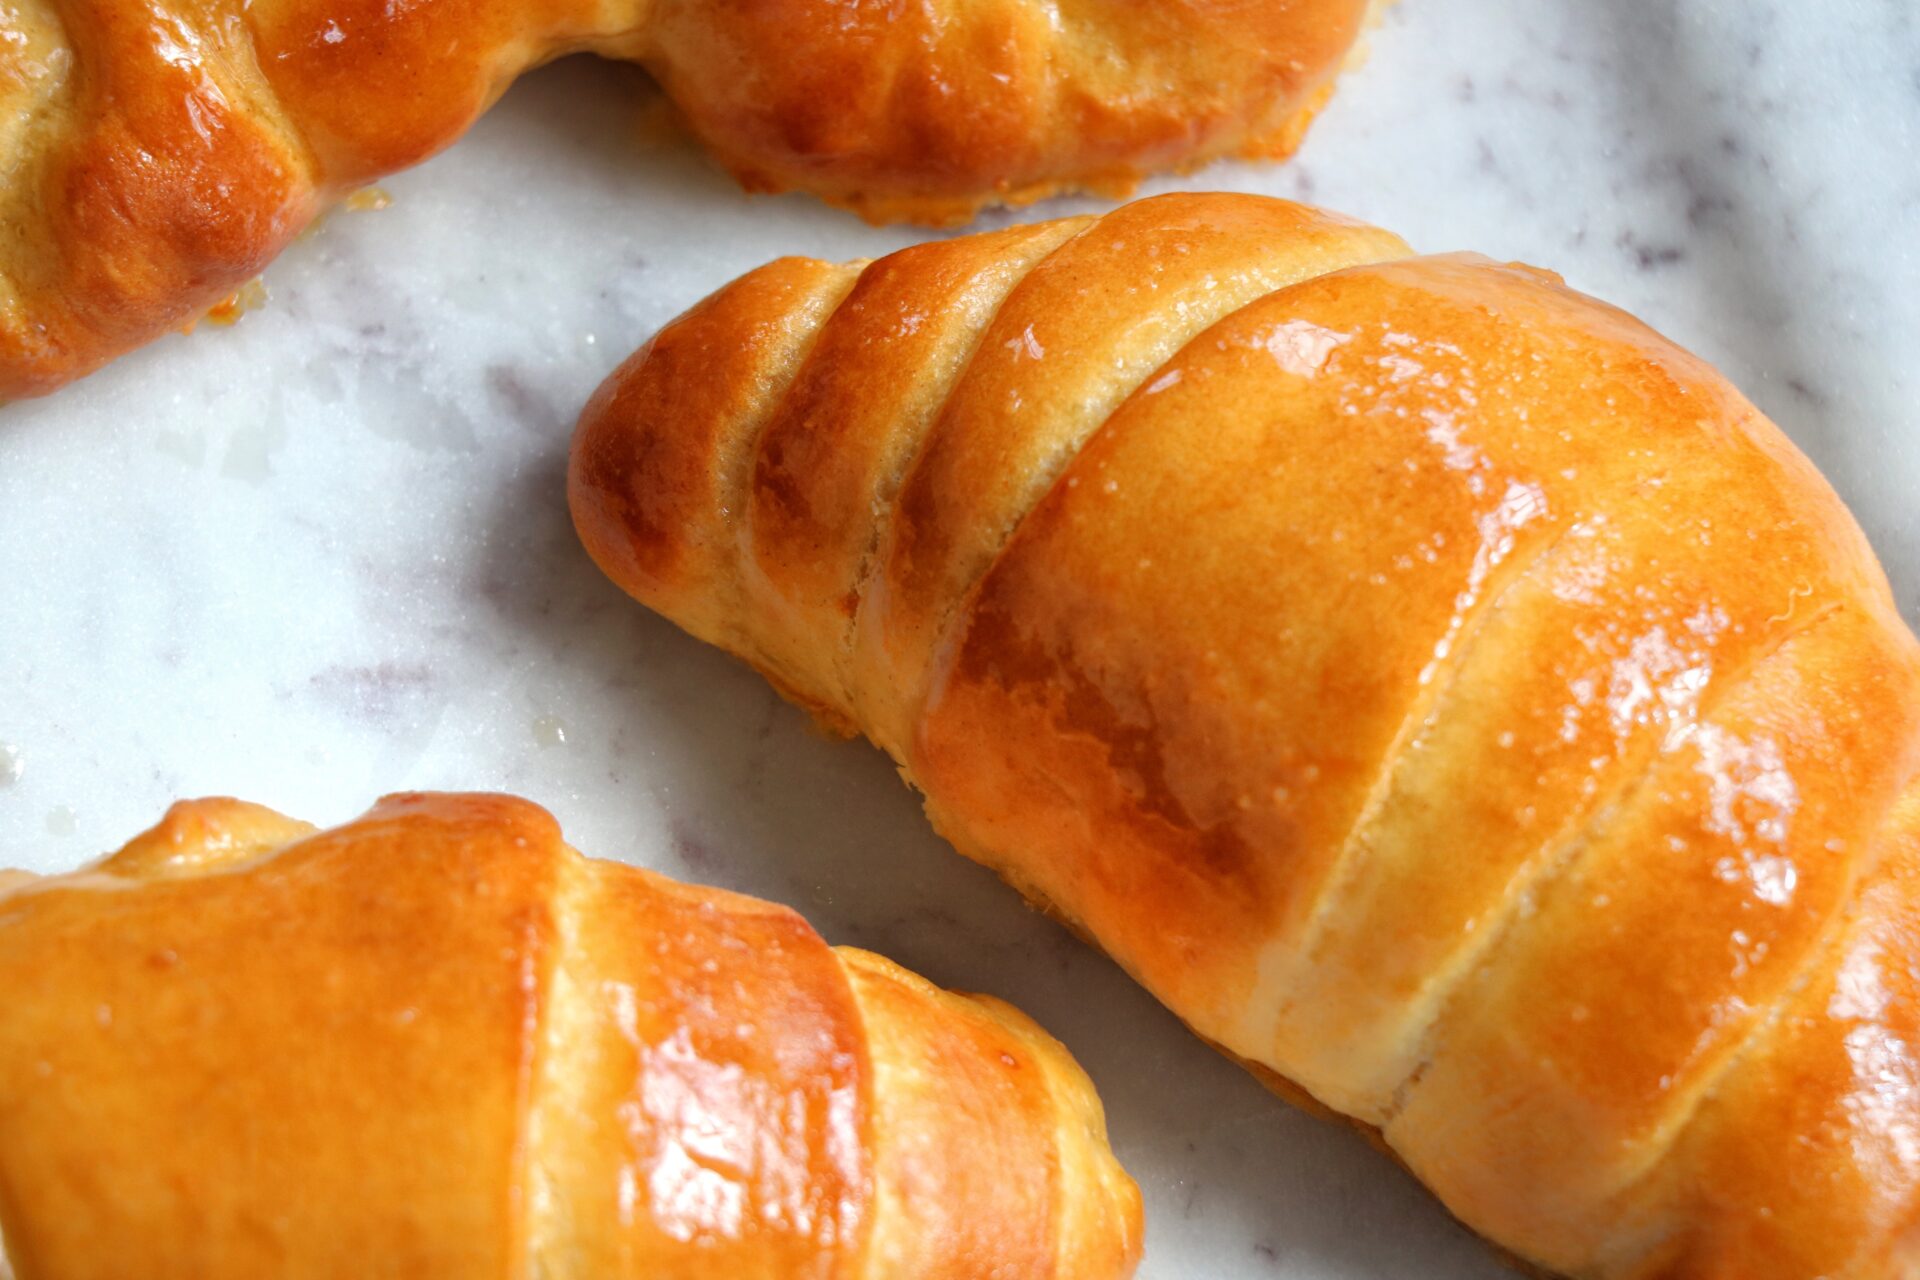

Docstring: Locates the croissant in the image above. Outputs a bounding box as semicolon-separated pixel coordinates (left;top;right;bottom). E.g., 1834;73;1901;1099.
0;0;1376;400
0;791;1142;1279
570;191;1920;1278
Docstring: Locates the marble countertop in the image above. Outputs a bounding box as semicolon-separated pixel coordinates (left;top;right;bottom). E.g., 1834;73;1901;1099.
4;2;1917;1274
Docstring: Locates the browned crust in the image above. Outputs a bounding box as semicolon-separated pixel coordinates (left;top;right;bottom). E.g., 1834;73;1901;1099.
0;793;1142;1278
569;191;1920;1278
935;820;1563;1280
1;0;1374;399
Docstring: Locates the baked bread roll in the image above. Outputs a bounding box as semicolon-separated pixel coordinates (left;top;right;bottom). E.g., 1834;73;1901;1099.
0;0;1376;400
0;791;1141;1279
570;191;1920;1278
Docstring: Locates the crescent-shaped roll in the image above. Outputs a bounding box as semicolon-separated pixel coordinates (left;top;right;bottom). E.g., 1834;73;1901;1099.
569;190;1920;1278
0;0;1377;400
0;791;1142;1279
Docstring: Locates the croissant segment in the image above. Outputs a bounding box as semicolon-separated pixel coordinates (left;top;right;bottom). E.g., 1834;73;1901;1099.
0;792;1143;1278
570;191;1920;1278
0;0;1379;399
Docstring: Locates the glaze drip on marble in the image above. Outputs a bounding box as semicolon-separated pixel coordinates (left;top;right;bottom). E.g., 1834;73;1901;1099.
2;2;1916;1276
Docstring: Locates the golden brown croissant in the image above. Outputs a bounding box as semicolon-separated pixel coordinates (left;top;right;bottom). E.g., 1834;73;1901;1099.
0;791;1142;1279
570;191;1920;1278
0;0;1375;400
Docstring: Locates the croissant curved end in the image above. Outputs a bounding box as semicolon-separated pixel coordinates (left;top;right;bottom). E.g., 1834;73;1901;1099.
0;0;1376;399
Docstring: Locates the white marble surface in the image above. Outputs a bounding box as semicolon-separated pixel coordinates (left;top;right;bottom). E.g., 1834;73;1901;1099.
4;1;1918;1274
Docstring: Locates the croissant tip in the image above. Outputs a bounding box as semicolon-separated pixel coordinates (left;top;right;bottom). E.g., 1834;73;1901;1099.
96;797;313;879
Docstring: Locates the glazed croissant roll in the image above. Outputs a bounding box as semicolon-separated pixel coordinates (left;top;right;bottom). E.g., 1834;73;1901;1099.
570;191;1920;1278
0;792;1142;1279
0;0;1375;400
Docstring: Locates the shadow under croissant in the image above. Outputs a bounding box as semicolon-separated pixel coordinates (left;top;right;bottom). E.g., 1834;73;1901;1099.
470;442;1508;1277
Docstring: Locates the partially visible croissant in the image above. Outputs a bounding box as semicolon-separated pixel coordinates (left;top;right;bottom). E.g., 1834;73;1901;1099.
0;0;1375;400
570;191;1920;1278
0;792;1142;1279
